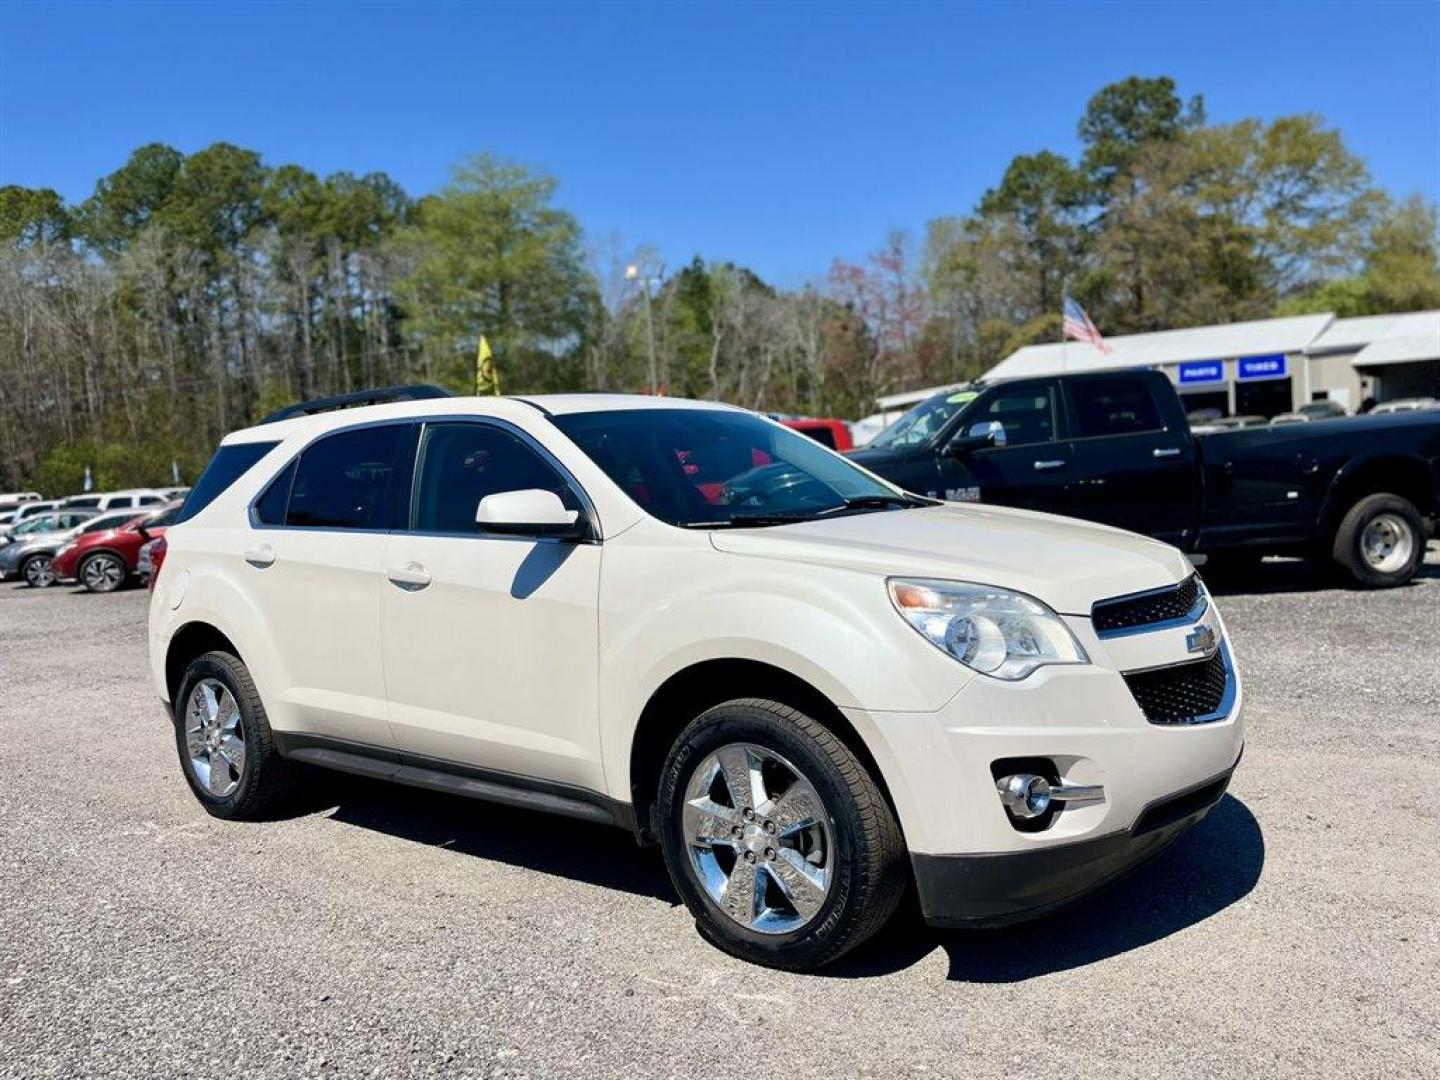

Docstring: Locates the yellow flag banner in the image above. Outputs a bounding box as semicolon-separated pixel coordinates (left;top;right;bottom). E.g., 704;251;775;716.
475;335;500;396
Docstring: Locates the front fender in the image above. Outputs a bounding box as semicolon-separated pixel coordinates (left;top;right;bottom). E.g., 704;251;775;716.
596;526;971;800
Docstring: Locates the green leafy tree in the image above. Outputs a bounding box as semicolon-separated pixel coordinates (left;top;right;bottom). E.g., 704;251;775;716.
0;185;71;248
391;154;593;392
77;143;184;253
1079;75;1204;194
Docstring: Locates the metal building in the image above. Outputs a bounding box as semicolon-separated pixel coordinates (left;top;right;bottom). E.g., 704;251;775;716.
984;309;1440;417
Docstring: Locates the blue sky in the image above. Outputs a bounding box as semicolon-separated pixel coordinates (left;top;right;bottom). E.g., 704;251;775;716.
2;0;1437;285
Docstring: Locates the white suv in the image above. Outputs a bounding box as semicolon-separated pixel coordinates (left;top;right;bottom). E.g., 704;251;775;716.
149;387;1243;970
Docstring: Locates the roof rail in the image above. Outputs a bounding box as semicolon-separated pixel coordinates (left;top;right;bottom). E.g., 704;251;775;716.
259;384;453;425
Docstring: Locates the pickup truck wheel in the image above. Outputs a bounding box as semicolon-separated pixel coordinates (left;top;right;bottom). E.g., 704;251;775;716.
174;651;296;820
656;698;907;972
1332;493;1425;588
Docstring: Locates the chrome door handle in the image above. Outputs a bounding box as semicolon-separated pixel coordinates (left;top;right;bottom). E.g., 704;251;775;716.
243;544;276;569
1153;447;1183;458
386;563;431;590
1033;459;1066;471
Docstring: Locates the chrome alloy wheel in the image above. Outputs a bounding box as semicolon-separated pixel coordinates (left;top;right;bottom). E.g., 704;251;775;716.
682;742;833;934
23;554;55;588
1360;512;1414;574
185;678;246;798
82;553;125;592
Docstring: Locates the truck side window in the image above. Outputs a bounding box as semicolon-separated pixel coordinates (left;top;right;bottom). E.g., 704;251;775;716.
1068;377;1164;438
972;386;1058;448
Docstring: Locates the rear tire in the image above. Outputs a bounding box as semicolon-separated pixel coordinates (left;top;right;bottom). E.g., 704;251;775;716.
1331;493;1425;588
656;698;907;972
174;651;296;820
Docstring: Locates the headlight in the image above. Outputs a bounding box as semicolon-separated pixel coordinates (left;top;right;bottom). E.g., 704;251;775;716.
888;578;1088;680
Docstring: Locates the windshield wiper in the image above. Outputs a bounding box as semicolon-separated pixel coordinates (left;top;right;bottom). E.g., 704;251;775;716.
676;514;817;529
811;494;932;517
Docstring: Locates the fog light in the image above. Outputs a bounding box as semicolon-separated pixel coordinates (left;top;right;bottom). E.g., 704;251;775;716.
996;773;1052;819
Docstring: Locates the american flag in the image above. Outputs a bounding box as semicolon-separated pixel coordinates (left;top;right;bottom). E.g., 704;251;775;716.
1062;296;1113;354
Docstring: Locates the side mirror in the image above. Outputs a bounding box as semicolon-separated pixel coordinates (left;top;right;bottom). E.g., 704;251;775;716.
947;420;1006;457
476;489;588;540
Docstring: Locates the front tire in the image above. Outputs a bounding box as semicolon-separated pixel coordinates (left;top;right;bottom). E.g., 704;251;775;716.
656;698;907;972
174;651;296;819
79;551;127;593
21;553;55;588
1331;493;1426;588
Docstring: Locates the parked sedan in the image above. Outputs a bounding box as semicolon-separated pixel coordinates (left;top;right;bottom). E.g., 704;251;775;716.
0;508;142;587
51;503;181;593
0;508;96;544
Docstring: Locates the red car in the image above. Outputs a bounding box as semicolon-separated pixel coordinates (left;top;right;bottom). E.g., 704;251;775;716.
51;502;182;593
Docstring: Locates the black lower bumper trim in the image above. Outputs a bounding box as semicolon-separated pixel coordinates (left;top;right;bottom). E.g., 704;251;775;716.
914;753;1240;928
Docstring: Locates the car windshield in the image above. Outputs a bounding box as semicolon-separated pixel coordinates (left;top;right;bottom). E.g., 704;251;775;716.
869;388;979;449
13;515;60;535
552;408;926;528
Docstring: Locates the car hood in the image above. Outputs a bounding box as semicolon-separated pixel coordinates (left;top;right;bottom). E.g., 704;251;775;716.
707;503;1191;615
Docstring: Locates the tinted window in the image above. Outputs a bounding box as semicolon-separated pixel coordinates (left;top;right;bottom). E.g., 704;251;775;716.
1068;377;1164;438
144;505;182;528
177;441;279;524
973;385;1058;448
411;423;578;534
553;409;908;527
799;426;837;449
139;495;163;506
81;512;138;534
287;425;408;530
253;459;297;526
67;497;100;509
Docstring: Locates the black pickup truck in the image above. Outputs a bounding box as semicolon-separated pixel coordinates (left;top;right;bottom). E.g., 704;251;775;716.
849;369;1440;588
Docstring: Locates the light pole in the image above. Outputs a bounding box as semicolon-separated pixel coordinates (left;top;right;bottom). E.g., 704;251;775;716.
626;262;661;395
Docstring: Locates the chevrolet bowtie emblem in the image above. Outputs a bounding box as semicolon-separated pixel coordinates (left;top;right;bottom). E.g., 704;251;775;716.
1186;624;1217;655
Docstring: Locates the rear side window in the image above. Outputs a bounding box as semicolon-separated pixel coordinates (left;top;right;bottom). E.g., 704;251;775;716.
286;424;412;530
66;497;100;509
252;459;297;526
177;441;279;524
410;422;578;534
1067;377;1164;439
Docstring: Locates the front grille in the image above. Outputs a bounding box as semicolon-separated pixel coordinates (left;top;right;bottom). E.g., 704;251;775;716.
1123;648;1230;725
1092;574;1203;636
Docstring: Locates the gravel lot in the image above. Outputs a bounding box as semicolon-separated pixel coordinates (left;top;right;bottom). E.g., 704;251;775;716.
2;554;1438;1080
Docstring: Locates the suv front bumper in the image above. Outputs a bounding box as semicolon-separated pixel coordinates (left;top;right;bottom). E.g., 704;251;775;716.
911;754;1238;927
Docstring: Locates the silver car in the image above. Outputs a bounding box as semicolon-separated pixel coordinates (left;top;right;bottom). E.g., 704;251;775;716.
0;508;137;587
